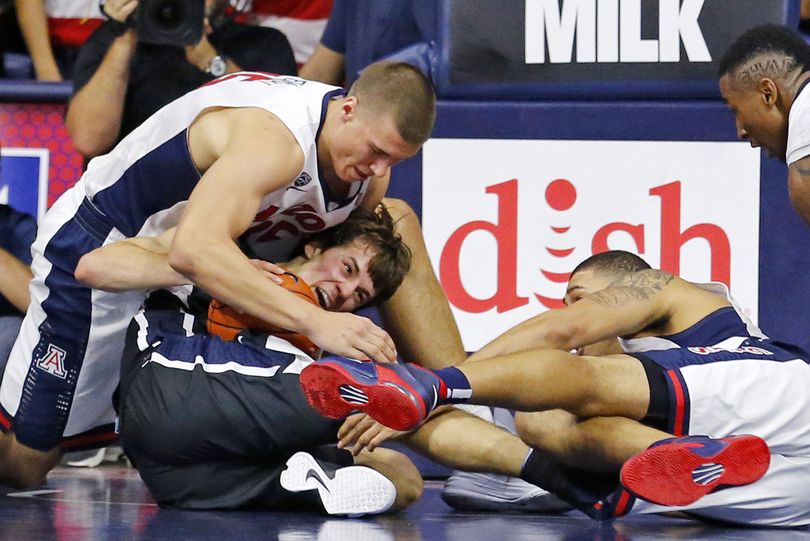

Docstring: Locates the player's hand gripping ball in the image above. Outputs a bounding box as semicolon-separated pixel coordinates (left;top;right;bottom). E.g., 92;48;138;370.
207;272;322;358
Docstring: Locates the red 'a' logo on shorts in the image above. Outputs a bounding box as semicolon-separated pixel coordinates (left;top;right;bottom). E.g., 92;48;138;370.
35;344;67;379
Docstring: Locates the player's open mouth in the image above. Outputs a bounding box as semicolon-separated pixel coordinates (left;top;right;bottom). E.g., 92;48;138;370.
315;287;330;309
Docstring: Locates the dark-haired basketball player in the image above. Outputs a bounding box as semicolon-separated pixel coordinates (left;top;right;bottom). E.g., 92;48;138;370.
304;250;810;527
719;24;810;226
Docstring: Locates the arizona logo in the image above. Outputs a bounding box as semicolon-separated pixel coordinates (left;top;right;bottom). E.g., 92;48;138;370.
35;343;68;379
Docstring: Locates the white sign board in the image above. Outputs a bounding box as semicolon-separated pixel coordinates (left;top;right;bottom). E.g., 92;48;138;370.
422;139;760;351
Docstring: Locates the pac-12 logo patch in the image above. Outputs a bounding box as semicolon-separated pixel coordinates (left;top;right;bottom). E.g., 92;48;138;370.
35;343;67;379
294;172;312;187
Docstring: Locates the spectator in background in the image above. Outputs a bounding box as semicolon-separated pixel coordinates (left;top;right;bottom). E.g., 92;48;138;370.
299;0;434;86
0;204;36;372
15;0;103;81
65;0;296;159
247;0;332;67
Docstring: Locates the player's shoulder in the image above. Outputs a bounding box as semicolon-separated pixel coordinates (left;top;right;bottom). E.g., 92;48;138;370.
228;107;302;148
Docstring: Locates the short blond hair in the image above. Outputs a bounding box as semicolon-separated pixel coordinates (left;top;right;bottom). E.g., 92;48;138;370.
349;61;436;146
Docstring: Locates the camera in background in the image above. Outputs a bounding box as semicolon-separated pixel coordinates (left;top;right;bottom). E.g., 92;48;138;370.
135;0;204;46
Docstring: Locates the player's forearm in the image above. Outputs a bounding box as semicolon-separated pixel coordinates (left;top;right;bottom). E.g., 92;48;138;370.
75;236;188;292
66;31;137;158
168;238;318;332
15;0;62;81
467;312;578;363
0;247;33;312
298;44;345;84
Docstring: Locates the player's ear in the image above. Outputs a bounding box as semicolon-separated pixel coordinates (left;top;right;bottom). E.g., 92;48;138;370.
303;242;322;259
342;96;358;119
760;78;778;107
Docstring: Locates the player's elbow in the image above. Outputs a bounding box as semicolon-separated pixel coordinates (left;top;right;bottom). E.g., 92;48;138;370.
68;128;112;160
168;231;220;282
167;243;198;279
73;134;111;160
75;252;106;288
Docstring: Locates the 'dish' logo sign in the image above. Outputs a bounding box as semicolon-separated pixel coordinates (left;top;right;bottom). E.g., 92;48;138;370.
422;139;760;350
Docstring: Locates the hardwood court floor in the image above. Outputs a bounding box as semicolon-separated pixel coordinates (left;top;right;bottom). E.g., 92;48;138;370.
1;466;809;541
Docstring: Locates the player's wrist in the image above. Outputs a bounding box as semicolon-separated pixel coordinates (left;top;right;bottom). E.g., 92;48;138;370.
290;301;328;341
204;54;227;77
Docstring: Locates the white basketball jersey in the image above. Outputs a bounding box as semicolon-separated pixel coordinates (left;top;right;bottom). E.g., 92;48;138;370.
79;72;368;262
787;82;810;165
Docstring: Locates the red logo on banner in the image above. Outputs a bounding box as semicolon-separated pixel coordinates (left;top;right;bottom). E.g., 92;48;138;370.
439;178;731;312
440;179;528;313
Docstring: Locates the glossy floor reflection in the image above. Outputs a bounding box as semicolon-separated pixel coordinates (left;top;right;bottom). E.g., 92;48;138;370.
1;467;809;541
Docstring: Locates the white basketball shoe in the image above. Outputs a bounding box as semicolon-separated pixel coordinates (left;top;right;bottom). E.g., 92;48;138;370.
441;471;571;512
280;451;397;516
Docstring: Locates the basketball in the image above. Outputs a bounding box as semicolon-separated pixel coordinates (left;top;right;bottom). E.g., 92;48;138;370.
207;272;322;358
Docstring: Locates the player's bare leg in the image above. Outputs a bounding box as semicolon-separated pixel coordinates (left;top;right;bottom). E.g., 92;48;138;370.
380;198;466;368
449;351;650;418
515;411;669;472
403;407;529;476
0;431;61;488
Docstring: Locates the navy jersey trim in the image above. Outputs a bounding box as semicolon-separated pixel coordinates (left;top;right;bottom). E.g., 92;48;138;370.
652;307;749;347
633;338;807;371
92;129;202;236
314;88;368;212
13;199;114;451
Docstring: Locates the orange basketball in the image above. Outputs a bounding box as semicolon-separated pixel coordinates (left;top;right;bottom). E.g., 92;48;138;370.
206;272;322;358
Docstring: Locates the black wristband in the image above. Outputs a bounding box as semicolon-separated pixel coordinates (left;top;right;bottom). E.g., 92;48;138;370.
107;18;130;37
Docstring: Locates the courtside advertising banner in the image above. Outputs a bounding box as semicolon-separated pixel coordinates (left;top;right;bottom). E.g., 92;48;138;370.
422;139;760;351
441;0;796;98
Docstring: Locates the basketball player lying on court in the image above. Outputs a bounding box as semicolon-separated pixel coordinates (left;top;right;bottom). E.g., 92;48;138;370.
301;250;810;527
75;206;428;515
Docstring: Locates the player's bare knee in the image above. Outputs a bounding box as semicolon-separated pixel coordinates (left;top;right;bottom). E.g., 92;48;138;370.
7;467;47;489
392;470;423;510
383;453;423;510
515;410;576;450
563;356;617;418
514;411;545;448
